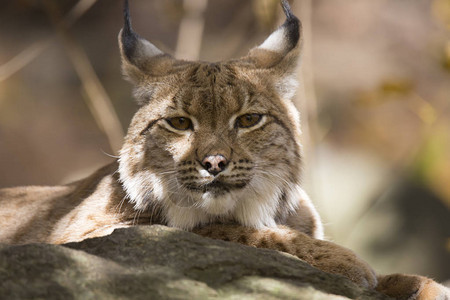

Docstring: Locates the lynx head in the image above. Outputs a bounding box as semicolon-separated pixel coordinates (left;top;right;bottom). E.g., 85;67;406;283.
118;0;304;229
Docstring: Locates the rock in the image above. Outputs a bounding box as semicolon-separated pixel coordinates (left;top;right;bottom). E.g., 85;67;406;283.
0;225;390;299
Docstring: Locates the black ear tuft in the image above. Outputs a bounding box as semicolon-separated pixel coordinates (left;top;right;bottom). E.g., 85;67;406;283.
280;0;301;50
123;0;131;31
122;0;139;62
281;0;294;19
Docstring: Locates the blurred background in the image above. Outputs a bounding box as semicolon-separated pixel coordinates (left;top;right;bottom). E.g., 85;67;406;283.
0;0;449;284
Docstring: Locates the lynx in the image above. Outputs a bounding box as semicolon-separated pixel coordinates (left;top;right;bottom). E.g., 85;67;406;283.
0;0;448;298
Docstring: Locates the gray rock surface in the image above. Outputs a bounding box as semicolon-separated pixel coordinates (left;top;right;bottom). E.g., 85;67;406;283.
0;225;390;299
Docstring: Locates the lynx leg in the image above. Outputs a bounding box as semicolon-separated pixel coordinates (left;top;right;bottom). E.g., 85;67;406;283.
376;274;450;300
283;186;324;239
193;224;377;288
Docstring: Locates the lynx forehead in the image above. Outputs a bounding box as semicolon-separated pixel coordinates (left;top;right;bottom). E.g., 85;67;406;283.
118;0;307;230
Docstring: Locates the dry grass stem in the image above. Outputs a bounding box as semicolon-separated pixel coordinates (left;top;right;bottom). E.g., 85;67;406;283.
0;0;98;83
0;40;50;82
175;0;208;60
43;0;124;154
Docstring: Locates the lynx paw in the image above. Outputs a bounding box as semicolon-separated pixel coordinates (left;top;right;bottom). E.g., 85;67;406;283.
194;224;377;288
302;238;378;289
376;274;450;300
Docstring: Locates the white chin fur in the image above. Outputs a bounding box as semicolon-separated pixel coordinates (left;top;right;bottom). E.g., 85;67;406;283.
200;192;236;216
233;176;282;229
121;171;166;210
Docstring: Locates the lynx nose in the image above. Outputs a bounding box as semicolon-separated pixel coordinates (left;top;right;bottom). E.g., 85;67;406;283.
202;155;228;176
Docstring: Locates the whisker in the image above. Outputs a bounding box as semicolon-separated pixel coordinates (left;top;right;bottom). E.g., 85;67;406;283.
252;166;292;187
133;209;143;225
114;196;128;216
101;149;120;159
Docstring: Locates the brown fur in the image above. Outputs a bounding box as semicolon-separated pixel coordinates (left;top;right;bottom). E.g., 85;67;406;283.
0;1;448;299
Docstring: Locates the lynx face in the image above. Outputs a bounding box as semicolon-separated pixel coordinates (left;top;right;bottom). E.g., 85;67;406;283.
118;0;304;230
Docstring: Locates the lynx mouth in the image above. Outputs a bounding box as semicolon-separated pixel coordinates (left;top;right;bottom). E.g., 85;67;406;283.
185;179;248;194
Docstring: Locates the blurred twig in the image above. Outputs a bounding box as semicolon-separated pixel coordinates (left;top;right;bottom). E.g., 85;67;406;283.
0;0;98;83
175;0;208;60
64;0;98;28
0;41;49;82
43;0;124;154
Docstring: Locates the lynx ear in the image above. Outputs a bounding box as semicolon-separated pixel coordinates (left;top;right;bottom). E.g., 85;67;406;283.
118;0;178;83
247;0;301;70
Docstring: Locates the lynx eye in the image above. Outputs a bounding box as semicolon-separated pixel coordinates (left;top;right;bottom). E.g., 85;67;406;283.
166;117;193;131
236;114;262;128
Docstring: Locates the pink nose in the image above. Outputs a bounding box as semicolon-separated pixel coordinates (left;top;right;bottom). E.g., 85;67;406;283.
202;155;228;175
